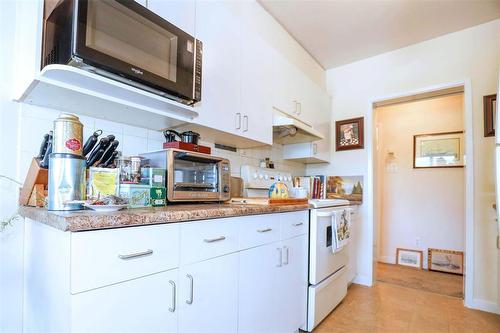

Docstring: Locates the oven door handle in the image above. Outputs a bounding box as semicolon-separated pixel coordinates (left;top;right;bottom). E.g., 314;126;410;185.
176;152;223;164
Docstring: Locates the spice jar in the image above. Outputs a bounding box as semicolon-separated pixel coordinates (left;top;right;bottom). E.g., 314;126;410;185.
117;156;132;183
130;156;142;183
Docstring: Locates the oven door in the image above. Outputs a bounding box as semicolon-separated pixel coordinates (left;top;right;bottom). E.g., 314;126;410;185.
168;150;222;201
74;0;196;101
309;207;349;285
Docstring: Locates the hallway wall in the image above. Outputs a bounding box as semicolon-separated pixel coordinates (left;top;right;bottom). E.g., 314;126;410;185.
375;94;465;269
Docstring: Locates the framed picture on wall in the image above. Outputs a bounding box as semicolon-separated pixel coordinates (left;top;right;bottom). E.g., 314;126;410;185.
335;117;364;151
413;131;464;168
428;248;464;275
396;248;423;269
483;94;497;137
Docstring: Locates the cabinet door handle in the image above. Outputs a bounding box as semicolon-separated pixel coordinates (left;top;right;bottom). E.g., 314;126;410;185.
257;228;272;233
313;143;318;155
169;280;176;312
283;246;289;265
292;222;304;227
293;100;298;114
118;249;153;260
236;113;241;129
243;115;249;132
186;274;194;305
203;236;226;243
298;102;302;115
277;247;282;267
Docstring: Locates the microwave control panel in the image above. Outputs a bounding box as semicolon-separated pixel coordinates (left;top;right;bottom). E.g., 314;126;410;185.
220;160;231;200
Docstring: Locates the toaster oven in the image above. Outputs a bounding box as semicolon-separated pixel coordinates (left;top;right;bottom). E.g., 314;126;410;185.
141;149;231;202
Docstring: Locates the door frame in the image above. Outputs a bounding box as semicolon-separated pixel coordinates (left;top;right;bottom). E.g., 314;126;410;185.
367;79;473;306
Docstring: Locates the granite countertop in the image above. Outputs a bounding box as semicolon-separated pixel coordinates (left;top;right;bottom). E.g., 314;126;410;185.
18;203;311;232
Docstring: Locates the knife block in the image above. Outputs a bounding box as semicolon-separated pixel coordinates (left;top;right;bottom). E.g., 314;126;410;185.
19;158;48;206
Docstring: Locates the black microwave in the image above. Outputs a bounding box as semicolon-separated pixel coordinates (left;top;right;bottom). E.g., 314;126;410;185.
42;0;202;105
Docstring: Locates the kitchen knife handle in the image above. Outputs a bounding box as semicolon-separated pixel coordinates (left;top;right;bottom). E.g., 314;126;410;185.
40;140;52;169
98;140;119;165
83;135;98;156
37;134;49;159
87;149;104;167
104;151;119;167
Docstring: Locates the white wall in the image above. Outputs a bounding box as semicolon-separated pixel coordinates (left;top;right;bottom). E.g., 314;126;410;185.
375;94;465;268
307;19;500;312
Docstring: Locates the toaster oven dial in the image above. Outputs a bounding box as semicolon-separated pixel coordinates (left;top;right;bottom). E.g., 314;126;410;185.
223;185;229;193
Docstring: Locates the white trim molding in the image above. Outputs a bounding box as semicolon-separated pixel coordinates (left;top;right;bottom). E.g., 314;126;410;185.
468;298;500;315
352;274;372;287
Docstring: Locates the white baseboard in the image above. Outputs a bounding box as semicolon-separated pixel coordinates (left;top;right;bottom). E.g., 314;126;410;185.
352;274;372;287
467;298;500;314
377;256;395;264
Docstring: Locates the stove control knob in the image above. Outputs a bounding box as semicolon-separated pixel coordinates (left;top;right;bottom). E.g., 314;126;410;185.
277;176;282;181
258;174;264;179
264;174;269;180
253;172;258;179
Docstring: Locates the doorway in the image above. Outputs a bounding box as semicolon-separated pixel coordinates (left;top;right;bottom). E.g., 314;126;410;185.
373;89;466;298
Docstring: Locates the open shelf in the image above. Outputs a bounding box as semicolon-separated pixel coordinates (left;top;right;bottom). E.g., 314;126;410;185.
15;65;199;130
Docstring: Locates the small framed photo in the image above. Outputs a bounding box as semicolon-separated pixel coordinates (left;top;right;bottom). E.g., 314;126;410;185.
396;248;423;269
484;94;497;137
428;248;464;275
413;131;464;168
335;117;364;151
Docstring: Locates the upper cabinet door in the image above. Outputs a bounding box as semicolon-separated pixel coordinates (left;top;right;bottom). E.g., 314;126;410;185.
147;0;196;36
191;1;241;135
240;27;273;145
272;51;300;118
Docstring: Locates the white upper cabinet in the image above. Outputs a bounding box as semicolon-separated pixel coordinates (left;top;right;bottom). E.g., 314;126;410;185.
191;1;242;137
239;26;274;145
147;0;196;36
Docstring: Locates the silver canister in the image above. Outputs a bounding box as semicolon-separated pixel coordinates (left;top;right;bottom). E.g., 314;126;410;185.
53;113;83;156
48;153;86;211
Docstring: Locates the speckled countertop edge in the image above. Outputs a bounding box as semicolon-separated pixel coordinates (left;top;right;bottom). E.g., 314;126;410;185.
18;203;312;232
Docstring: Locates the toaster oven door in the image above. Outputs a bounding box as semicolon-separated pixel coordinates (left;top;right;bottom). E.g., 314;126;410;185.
169;151;222;201
74;0;196;102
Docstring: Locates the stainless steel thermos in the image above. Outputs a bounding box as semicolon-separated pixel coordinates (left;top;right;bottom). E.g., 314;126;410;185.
48;113;86;211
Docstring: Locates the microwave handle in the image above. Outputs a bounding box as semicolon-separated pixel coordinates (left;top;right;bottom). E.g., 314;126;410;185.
176;152;223;164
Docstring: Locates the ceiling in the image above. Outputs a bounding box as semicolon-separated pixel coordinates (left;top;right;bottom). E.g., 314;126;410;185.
258;0;500;69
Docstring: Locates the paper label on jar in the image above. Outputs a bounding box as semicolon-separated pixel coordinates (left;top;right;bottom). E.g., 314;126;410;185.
65;138;82;152
153;175;163;183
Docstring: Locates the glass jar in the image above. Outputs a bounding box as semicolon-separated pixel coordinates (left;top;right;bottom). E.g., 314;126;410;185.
130;156;142;183
117;156;132;183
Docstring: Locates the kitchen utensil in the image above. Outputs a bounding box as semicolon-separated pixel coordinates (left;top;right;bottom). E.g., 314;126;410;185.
103;151;119;167
162;141;211;154
82;129;102;156
180;130;200;144
98;140;119;165
87;148;105;167
47;153;86;211
53;113;83;156
37;133;50;159
163;129;180;143
87;137;110;165
39;136;53;169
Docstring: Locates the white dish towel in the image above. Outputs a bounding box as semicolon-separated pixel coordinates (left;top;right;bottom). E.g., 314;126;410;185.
331;208;352;253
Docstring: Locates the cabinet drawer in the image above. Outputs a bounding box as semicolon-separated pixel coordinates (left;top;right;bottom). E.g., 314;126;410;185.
238;214;281;250
280;210;309;239
180;218;239;265
71;224;180;294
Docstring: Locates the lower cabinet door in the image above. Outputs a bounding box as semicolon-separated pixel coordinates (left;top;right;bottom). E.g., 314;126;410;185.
71;269;178;333
281;235;309;332
178;252;239;333
238;242;285;333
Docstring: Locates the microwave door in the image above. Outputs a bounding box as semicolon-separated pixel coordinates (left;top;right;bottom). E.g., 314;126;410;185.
74;0;195;101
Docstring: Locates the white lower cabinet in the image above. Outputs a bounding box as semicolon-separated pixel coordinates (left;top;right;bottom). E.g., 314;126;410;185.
238;234;308;333
178;253;239;333
71;269;179;333
25;211;309;333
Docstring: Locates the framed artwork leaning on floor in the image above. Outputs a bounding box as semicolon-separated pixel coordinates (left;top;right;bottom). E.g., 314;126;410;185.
396;248;423;269
428;248;464;275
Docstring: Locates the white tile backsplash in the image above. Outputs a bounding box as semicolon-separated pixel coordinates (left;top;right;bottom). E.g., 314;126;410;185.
18;105;306;177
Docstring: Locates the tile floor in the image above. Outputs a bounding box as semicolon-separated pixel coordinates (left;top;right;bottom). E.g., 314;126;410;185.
313;282;500;333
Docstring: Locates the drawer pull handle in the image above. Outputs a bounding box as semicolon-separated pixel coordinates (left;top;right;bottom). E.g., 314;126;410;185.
186;274;194;305
257;228;272;233
203;236;226;243
292;222;304;227
283;246;289;265
118;249;153;260
169;280;176;313
277;247;283;267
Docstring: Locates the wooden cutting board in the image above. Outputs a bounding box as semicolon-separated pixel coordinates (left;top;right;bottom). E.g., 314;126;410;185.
230;197;308;205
